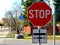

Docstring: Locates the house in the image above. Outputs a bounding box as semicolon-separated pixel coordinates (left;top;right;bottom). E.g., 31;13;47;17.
0;19;4;28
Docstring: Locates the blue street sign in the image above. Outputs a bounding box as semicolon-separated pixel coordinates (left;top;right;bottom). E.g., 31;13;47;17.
19;16;24;20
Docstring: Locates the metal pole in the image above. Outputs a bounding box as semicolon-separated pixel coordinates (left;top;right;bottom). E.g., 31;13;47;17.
16;10;18;34
49;0;56;45
38;26;41;45
53;6;55;45
52;1;56;45
37;0;44;45
9;19;11;37
10;20;11;31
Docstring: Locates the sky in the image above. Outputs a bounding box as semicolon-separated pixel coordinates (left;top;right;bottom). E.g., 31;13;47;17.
0;0;54;20
45;0;55;15
0;0;21;20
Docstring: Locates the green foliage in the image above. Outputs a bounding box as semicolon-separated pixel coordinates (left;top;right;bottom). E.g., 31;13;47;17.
54;0;60;3
21;0;36;26
54;0;60;22
22;0;44;26
39;0;44;1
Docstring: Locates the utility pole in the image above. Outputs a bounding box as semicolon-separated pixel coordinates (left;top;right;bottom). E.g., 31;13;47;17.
16;10;19;34
50;1;56;45
53;1;60;45
10;19;11;31
53;5;55;45
16;10;17;33
49;0;56;45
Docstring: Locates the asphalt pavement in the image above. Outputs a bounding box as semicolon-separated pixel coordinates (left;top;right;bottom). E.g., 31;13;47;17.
0;39;60;45
0;28;60;45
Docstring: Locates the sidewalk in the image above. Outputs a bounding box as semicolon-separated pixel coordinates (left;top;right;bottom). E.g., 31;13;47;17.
0;30;9;38
0;29;9;43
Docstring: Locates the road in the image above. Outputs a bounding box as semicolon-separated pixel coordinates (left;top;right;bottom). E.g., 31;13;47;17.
0;39;60;45
0;28;60;45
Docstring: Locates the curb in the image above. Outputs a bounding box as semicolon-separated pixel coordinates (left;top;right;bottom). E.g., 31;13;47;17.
5;36;60;40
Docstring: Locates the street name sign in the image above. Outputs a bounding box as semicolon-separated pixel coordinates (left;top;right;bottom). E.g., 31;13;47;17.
32;29;47;43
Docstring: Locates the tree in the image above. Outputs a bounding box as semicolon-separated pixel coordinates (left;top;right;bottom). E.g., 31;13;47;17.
5;2;21;31
21;0;37;26
5;11;16;30
54;0;60;22
21;0;45;26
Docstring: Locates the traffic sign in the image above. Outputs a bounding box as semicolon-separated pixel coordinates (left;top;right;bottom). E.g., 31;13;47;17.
28;2;52;26
19;16;24;20
32;29;47;43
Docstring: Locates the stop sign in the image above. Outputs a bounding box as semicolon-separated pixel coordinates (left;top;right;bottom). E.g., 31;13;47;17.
28;2;52;26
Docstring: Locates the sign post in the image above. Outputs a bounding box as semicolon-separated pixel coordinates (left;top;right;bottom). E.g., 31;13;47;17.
28;2;52;45
19;16;24;27
53;6;55;45
38;26;41;45
32;28;47;43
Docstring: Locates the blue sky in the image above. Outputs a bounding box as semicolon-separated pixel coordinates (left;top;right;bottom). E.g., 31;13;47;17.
0;0;54;20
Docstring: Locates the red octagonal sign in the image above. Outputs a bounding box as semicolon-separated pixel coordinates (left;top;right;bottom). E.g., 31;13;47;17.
28;2;52;26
